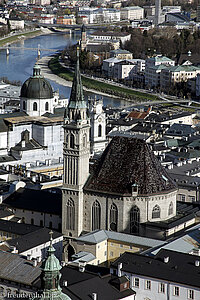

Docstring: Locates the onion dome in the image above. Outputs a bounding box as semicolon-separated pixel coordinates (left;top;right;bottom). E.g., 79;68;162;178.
20;64;53;99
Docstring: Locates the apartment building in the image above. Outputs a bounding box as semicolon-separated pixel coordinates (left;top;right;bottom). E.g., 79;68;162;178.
120;6;144;20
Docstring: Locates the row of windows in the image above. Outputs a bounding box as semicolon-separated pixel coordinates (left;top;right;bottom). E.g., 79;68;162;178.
23;101;49;111
178;194;196;202
22;218;61;231
133;278;194;299
66;200;173;233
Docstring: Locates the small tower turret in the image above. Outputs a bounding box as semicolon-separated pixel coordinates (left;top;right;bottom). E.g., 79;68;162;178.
34;231;71;300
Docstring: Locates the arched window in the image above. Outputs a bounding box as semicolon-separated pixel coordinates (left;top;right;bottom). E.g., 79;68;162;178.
152;205;161;219
49;221;52;229
83;134;87;148
70;134;75;149
31;218;34;225
92;200;101;231
23;101;26;110
98;124;102;137
40;220;43;227
33;102;37;111
66;198;75;230
130;206;140;234
168;202;173;215
45;102;49;111
110;203;118;231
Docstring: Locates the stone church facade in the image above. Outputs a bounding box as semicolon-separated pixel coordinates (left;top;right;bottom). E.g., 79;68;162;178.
62;49;177;239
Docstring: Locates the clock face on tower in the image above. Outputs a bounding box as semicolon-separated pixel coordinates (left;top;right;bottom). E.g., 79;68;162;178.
98;117;102;122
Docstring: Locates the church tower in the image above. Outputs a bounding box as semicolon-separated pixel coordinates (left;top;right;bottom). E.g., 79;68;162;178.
89;96;107;155
62;48;90;237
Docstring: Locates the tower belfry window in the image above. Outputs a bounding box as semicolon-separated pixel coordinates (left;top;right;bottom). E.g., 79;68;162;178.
66;198;75;230
70;134;75;149
98;124;102;137
45;102;49;111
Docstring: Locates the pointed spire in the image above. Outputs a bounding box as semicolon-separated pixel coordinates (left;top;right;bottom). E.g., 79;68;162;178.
68;47;87;110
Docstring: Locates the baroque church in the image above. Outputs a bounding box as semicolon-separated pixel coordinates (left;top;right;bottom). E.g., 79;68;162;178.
62;49;178;239
0;62;106;165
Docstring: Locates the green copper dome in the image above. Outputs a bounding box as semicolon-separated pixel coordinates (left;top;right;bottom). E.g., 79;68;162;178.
31;231;72;300
20;64;53;99
42;243;62;272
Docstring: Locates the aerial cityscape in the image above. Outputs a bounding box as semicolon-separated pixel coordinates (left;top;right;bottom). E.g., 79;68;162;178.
0;0;200;299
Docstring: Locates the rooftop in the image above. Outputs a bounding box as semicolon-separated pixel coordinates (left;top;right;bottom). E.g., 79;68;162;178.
111;249;200;288
3;188;62;215
85;136;176;196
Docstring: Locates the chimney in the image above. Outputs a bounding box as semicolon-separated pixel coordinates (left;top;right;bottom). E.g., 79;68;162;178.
33;258;37;267
63;280;68;287
79;262;86;273
27;254;31;260
164;257;169;263
37;256;42;263
21;140;26;148
118;262;122;277
92;293;97;300
195;260;200;267
61;261;66;267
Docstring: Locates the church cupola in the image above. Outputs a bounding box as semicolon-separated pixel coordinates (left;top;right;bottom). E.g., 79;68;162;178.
20;64;55;117
38;231;71;300
65;48;88;124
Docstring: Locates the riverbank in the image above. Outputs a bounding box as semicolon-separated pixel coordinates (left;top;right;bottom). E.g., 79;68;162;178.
37;56;122;99
0;28;50;47
48;56;159;102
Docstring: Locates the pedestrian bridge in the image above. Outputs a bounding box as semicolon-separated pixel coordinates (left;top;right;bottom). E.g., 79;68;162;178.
0;46;59;52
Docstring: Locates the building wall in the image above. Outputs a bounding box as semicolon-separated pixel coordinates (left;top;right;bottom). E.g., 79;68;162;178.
83;190;177;235
13;208;62;231
112;270;200;300
21;236;63;261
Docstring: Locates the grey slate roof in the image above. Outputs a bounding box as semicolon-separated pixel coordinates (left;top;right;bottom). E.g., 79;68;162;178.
0;250;40;285
111;249;200;288
3;188;62;215
0;219;41;235
76;230;164;248
8;227;62;253
85;136;176;196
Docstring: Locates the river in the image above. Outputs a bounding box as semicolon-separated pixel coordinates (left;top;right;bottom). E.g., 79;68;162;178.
0;31;127;107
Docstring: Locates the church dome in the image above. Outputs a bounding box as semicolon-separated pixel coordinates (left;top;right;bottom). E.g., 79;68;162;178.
42;244;62;272
20;64;53;99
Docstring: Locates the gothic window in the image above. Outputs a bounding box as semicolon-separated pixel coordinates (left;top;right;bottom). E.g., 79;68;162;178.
40;220;43;227
98;124;102;137
45;102;49;111
23;101;26;110
130;206;140;234
49;221;52;229
33;102;37;111
31;218;34;225
66;198;75;230
110;203;118;231
70;134;75;149
152;205;161;219
168;202;173;215
92;200;101;231
83;134;87;148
